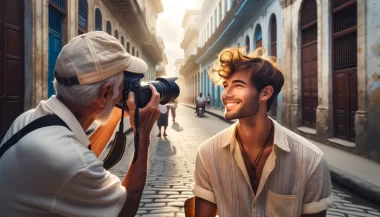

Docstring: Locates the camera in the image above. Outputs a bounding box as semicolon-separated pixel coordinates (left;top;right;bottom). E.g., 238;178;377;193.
116;71;180;109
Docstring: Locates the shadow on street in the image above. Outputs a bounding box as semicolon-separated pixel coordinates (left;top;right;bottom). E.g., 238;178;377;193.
155;137;177;157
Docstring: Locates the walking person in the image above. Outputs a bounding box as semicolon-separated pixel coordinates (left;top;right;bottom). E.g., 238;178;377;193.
206;93;211;110
170;101;178;122
192;47;332;217
157;103;170;137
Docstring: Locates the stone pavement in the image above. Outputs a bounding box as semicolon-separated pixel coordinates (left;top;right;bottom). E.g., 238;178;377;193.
98;106;221;217
182;103;380;206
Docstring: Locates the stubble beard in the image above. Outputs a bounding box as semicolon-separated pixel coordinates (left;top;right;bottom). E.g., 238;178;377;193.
224;96;260;120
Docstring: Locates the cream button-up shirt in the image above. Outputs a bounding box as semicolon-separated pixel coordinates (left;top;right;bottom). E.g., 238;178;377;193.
193;119;333;217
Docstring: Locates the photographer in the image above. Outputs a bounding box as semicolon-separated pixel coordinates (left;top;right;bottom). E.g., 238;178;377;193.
0;31;160;217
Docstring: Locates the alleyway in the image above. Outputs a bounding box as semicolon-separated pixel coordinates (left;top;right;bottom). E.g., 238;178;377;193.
102;105;380;217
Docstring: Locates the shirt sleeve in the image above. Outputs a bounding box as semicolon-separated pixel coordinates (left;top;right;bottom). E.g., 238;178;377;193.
302;155;333;214
192;148;216;204
51;161;127;217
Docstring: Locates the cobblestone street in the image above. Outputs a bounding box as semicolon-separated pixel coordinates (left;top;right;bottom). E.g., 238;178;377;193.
104;105;380;217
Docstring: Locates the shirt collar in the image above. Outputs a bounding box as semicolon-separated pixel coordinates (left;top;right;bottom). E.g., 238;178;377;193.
222;118;290;153
45;96;91;147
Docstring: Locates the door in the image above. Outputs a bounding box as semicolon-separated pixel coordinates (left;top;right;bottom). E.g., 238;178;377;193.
332;0;358;141
48;3;65;97
0;0;25;136
300;0;318;128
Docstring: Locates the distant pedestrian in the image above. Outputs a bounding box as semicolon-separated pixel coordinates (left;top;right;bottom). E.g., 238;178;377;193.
206;93;211;110
170;101;178;122
192;47;332;216
157;103;170;137
195;92;206;114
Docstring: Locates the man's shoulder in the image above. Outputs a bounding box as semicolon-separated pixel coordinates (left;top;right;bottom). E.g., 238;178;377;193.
279;124;325;160
197;124;234;155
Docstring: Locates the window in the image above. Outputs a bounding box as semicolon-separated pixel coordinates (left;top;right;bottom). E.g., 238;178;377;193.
224;0;227;16
78;0;88;35
121;36;124;47
211;17;213;34
219;1;222;24
136;51;139;57
95;8;102;31
132;47;135;56
214;9;217;30
127;42;130;53
106;21;112;35
114;29;118;39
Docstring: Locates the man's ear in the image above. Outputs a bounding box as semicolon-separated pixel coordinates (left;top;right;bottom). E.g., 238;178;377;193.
98;82;113;107
260;85;274;102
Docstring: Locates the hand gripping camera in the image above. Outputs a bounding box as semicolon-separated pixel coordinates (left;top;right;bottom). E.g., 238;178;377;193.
103;72;180;169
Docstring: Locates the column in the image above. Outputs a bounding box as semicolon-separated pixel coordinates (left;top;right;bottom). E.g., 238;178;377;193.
316;0;333;139
355;0;368;147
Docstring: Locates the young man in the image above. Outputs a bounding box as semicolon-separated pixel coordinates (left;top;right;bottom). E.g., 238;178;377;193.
192;47;333;217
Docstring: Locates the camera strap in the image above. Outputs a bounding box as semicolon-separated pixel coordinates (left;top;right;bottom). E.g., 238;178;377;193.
0;115;69;159
102;85;127;170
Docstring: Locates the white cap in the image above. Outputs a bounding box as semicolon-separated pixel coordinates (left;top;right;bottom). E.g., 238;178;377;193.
54;31;148;86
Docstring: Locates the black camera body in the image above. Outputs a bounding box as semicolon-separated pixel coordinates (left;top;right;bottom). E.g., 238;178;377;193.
116;71;180;109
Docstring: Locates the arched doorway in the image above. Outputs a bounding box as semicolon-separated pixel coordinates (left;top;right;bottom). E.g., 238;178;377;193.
254;24;262;48
95;8;102;31
332;0;358;141
106;20;111;35
78;0;88;35
270;14;278;119
48;0;66;97
300;0;318;128
245;35;250;54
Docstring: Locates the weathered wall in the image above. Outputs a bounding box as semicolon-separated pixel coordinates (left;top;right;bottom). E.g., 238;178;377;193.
365;0;380;162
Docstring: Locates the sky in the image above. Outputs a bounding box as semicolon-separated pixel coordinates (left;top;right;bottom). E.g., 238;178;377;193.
156;0;203;76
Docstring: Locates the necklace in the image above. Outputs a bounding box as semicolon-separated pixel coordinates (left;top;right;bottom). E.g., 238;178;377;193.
236;120;274;192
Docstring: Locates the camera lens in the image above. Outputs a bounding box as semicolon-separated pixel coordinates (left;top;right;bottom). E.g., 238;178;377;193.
138;77;180;108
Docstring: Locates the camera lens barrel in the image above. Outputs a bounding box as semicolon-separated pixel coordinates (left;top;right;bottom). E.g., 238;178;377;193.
138;77;180;108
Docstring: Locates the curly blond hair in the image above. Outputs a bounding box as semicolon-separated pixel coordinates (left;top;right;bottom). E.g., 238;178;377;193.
208;47;284;111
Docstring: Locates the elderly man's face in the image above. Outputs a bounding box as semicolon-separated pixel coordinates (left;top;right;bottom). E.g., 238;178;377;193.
95;80;124;125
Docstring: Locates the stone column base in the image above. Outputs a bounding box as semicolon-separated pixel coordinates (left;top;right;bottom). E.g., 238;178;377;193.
355;110;368;149
316;106;333;139
290;103;302;130
281;102;292;128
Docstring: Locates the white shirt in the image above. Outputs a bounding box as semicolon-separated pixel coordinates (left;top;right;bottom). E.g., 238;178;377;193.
0;96;127;217
197;96;206;103
193;119;333;217
159;104;169;114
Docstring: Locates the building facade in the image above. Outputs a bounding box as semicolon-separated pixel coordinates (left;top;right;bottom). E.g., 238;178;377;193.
280;0;380;163
192;0;380;163
180;10;201;105
196;0;283;120
0;0;164;136
174;59;186;103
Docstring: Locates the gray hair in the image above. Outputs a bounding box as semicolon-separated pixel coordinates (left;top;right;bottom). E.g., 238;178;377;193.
53;73;124;106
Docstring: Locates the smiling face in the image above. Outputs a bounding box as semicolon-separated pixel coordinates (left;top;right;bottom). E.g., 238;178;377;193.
222;69;261;120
